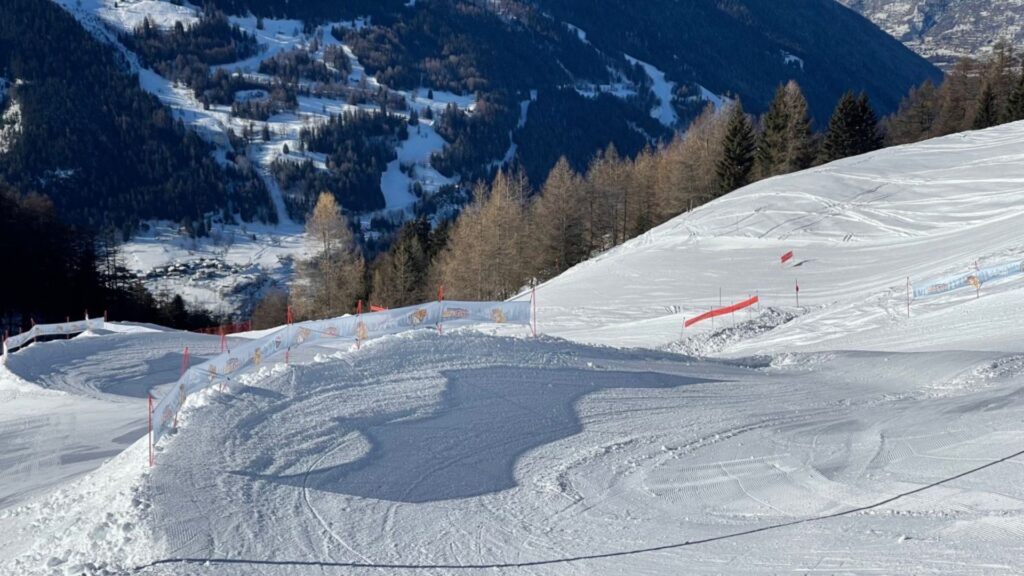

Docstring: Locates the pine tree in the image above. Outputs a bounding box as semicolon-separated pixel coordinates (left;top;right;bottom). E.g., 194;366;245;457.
530;157;587;279
430;170;529;300
782;81;815;172
371;225;427;308
1008;71;1024;122
885;80;939;145
628;147;660;238
821;92;881;162
716;99;755;194
984;40;1016;117
585;145;627;249
973;82;999;129
853;93;883;153
755;85;790;179
932;58;979;136
291;192;365;320
666;103;729;208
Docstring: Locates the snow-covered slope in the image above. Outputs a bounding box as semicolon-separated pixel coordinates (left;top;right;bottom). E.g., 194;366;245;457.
6;124;1024;575
528;121;1024;355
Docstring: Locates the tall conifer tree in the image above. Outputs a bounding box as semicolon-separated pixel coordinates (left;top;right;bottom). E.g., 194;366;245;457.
716;100;755;194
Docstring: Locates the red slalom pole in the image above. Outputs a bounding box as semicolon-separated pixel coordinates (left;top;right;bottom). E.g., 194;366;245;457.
795;278;800;308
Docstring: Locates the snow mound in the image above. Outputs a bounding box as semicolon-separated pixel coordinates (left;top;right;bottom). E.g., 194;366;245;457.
0;439;154;576
664;307;798;358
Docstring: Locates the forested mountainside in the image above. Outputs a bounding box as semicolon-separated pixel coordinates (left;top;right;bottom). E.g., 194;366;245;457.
0;0;941;237
839;0;1024;68
0;0;275;234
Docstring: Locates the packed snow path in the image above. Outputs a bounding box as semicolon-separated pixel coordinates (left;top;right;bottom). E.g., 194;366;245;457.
0;327;221;510
127;333;1024;575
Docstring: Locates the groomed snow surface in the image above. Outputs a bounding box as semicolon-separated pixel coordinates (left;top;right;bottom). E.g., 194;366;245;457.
6;122;1024;574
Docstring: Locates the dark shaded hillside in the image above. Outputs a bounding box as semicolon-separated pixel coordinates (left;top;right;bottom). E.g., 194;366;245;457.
537;0;943;123
0;0;275;233
195;0;940;191
202;0;940;125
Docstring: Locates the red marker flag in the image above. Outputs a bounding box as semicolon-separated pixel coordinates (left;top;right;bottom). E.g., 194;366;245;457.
370;305;388;312
781;250;794;264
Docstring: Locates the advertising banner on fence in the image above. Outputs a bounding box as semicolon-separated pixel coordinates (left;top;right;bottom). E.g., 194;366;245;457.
913;260;1024;299
150;300;531;445
2;317;104;359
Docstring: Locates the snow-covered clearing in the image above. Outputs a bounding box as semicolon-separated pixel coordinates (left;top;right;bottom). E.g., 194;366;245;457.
624;55;679;127
6;40;1024;572
121;220;307;316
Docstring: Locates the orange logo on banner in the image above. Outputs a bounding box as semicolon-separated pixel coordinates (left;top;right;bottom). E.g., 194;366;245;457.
409;309;428;326
490;308;507;324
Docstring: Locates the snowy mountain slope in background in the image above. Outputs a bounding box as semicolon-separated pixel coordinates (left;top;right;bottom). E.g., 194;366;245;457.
839;0;1024;66
6;125;1024;574
12;0;940;316
526;120;1024;355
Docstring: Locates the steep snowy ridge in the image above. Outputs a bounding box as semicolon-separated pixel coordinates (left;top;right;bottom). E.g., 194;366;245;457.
528;121;1024;354
5;125;1024;574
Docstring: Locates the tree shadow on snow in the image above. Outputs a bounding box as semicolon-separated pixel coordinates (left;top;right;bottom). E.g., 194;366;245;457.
238;367;714;503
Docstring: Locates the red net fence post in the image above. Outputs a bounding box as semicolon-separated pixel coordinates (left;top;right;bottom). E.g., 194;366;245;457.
437;285;444;335
356;300;363;349
531;285;538;338
285;305;293;365
148;393;154;467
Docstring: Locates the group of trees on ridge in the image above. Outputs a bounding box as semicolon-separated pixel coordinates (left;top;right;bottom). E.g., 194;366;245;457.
885;42;1024;145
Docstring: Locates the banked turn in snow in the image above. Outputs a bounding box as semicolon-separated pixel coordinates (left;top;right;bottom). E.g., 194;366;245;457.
4;122;1024;574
